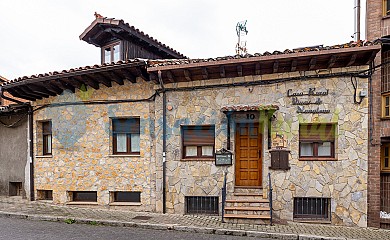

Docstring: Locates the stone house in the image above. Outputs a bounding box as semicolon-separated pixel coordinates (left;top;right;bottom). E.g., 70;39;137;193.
0;16;381;227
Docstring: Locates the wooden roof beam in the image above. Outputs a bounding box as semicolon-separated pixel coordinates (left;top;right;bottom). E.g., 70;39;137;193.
102;72;124;85
25;85;57;97
18;86;48;98
37;82;63;95
166;71;175;83
184;69;192;81
53;79;75;93
134;68;149;81
237;65;243;77
273;61;279;73
66;77;84;90
309;57;317;70
346;54;357;67
291;59;297;72
118;69;136;83
327;55;337;69
255;63;261;75
7;88;37;101
220;66;226;78
78;75;99;90
202;67;209;80
93;73;112;88
366;51;378;64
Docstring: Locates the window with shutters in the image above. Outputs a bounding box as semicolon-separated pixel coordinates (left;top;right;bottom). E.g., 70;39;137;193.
182;125;215;159
42;121;52;155
299;123;336;160
112;118;140;155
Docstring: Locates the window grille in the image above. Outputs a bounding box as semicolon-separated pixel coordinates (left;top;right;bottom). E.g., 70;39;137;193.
293;197;330;220
185;196;219;215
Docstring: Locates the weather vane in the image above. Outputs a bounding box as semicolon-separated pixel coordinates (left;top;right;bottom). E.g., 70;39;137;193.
236;20;248;55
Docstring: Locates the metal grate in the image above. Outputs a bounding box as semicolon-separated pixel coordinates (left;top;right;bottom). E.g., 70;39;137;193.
381;173;390;214
293;197;330;220
185;196;219;215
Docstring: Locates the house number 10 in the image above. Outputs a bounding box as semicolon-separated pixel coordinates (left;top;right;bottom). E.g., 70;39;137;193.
246;114;255;119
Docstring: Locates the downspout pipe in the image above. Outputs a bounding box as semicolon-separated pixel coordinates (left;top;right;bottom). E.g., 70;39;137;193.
157;71;167;214
0;87;34;200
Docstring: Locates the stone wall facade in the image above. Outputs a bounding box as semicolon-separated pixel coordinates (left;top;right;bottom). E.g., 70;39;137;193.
155;66;370;227
33;79;157;211
33;66;370;227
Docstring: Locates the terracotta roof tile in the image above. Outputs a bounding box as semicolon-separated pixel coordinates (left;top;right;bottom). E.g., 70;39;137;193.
1;59;146;87
147;40;379;68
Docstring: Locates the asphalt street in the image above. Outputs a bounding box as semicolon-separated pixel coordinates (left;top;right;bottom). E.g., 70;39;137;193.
0;217;271;240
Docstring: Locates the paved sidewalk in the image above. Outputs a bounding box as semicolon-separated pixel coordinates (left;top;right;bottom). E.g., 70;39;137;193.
0;197;389;240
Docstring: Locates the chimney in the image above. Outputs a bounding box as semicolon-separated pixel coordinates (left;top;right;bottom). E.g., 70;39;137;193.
354;0;361;41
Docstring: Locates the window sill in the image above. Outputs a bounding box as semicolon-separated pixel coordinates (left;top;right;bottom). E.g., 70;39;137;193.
299;157;337;161
269;167;290;171
109;202;142;206
108;155;141;158
382;15;390;20
180;158;215;161
381;117;390;121
35;155;53;158
66;201;98;205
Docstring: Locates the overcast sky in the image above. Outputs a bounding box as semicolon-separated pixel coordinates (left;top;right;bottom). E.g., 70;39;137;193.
0;1;366;80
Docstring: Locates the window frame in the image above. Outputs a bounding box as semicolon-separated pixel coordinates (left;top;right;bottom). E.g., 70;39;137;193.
112;117;140;155
111;191;141;203
383;93;390;118
299;123;336;161
181;125;215;160
101;41;121;64
382;143;390;172
384;0;390;16
42;121;52;156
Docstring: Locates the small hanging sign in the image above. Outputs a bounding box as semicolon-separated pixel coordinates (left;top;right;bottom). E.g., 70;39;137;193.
215;148;233;166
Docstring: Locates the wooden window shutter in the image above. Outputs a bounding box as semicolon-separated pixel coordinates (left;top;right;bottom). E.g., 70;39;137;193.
299;124;335;142
183;126;215;146
113;118;140;133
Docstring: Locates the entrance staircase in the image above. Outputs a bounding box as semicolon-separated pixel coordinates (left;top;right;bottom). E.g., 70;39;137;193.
223;187;271;224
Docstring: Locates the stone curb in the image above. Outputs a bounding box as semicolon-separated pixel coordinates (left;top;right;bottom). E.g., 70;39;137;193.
0;211;365;240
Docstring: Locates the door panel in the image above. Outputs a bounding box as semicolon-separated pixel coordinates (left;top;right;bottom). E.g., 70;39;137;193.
235;122;262;186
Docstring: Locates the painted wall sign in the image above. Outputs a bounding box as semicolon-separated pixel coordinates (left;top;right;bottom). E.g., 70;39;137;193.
287;88;330;114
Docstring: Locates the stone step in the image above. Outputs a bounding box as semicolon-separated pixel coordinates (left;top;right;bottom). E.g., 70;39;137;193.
224;213;271;219
233;193;263;196
224;206;270;211
234;187;263;195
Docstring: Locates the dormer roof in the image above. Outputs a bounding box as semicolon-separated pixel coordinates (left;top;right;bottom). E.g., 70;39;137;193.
80;15;186;59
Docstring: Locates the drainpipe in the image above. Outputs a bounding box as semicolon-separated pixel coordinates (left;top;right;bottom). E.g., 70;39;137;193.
157;71;167;214
0;87;34;200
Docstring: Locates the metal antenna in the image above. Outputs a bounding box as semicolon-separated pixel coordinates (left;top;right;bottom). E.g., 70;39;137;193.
236;20;248;55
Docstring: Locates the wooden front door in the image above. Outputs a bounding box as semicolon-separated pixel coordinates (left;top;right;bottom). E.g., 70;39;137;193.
235;122;262;186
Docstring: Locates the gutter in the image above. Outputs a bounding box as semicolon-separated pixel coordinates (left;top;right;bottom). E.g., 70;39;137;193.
157;71;167;214
0;87;34;200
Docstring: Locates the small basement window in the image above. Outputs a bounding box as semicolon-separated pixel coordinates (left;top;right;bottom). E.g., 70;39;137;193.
9;182;23;196
70;191;97;202
293;197;330;221
37;190;53;200
112;191;141;202
185;196;219;215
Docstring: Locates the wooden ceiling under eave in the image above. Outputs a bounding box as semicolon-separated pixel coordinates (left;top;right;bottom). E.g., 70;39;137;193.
147;45;380;84
2;61;149;101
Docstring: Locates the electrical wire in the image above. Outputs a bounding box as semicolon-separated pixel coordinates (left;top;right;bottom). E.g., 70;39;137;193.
0;113;27;128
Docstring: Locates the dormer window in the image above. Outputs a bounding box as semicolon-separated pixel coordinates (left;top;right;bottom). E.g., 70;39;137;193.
102;42;121;63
